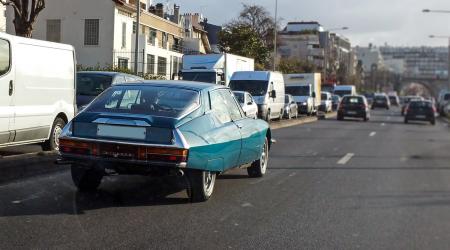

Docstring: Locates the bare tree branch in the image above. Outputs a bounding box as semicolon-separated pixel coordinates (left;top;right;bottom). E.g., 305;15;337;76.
0;0;22;18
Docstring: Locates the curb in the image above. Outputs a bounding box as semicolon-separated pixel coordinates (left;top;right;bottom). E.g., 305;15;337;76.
271;116;318;130
0;152;68;184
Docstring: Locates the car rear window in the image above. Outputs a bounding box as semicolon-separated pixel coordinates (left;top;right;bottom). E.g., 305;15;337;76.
374;96;386;101
444;94;450;101
86;85;200;118
409;101;432;109
342;97;363;104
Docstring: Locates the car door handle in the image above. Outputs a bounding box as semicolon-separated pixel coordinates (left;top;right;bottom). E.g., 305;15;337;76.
8;80;13;96
235;123;243;129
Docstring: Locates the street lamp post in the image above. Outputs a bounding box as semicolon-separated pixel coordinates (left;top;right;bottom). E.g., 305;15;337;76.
429;35;450;90
273;0;278;71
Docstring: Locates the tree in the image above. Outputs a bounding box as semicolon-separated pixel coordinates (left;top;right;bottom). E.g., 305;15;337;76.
237;4;277;49
277;59;317;74
0;0;46;37
218;24;270;68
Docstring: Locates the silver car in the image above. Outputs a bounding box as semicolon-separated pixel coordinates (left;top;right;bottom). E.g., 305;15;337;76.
233;91;258;119
284;94;299;119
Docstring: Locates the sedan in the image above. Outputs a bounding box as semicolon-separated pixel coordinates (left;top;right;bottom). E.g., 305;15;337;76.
372;94;390;110
404;100;436;125
284;94;299;119
233;91;258;119
337;95;370;122
59;81;272;202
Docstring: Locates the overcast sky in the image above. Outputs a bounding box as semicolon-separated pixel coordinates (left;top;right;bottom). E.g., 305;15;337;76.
179;0;450;47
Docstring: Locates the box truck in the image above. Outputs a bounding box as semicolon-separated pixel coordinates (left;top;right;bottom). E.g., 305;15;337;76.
0;33;76;150
181;53;254;86
283;73;321;115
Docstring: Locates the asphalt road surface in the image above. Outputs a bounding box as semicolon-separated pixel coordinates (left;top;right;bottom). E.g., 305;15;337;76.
1;108;450;249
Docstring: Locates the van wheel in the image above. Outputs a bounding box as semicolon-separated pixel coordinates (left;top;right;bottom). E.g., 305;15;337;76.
248;137;269;178
186;170;216;202
42;117;66;151
71;165;103;192
265;110;271;122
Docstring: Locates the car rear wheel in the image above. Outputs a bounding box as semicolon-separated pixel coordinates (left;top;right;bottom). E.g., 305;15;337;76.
186;170;216;202
265;110;271;122
42;117;66;151
431;119;436;125
247;137;269;178
71;165;103;192
364;115;368;122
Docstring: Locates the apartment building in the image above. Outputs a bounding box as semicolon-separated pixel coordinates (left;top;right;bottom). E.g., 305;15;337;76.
6;0;184;79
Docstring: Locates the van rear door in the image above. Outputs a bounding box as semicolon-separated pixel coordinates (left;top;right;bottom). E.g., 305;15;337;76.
0;38;13;144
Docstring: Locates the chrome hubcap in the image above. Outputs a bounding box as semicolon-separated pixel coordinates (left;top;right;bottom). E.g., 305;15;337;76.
260;140;268;174
54;126;63;150
203;171;215;196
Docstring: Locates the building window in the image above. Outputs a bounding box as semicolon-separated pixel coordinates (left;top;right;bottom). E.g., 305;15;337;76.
148;28;157;46
147;54;155;74
157;56;167;76
84;19;99;46
161;32;168;49
118;58;129;69
46;19;61;43
132;22;136;34
121;22;127;48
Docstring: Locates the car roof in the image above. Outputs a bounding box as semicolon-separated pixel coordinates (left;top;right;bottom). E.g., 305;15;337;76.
115;80;224;91
78;71;123;76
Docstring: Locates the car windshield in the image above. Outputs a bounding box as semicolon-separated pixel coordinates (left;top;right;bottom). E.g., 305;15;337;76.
285;86;310;96
332;96;340;102
77;73;114;96
182;72;216;84
229;80;268;96
86;85;200;118
375;96;386;101
233;92;245;103
410;101;432;109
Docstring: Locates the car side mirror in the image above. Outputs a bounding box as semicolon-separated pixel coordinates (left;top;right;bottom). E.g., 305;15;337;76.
247;101;253;105
270;90;276;98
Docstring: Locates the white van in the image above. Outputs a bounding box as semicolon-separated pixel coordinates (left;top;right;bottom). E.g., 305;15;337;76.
0;33;76;150
334;85;356;97
229;71;285;121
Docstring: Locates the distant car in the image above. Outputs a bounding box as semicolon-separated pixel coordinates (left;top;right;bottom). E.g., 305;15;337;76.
437;92;450;116
76;71;143;110
233;91;258;119
364;93;374;106
331;95;341;111
401;96;424;116
59;81;272;202
283;94;299;119
319;92;333;113
389;95;400;106
404;100;436;125
372;94;391;110
337;95;370;122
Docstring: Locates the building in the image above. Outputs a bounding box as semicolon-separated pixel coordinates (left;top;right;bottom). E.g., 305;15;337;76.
278;21;326;72
6;0;184;79
182;13;211;55
354;44;385;74
202;20;222;53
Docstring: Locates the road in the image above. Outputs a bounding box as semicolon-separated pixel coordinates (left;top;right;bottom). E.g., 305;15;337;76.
1;108;450;249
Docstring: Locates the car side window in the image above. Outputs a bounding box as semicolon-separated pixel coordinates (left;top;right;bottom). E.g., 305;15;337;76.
220;89;243;121
114;75;126;84
210;90;232;124
246;93;252;103
0;39;10;76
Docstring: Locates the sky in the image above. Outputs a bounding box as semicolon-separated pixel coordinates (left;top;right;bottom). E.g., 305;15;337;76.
178;0;450;47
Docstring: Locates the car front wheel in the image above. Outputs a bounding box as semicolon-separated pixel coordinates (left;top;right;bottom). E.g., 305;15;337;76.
186;170;216;202
42;117;66;151
248;137;269;178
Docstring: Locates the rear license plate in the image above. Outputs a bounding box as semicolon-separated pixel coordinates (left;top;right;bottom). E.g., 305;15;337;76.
347;111;357;115
97;125;146;140
415;115;426;119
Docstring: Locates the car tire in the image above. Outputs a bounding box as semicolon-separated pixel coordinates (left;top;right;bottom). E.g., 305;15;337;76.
265;110;271;122
404;118;408;124
71;165;103;192
364;115;368;122
186;170;216;202
42;117;66;151
247;137;269;178
431;119;436;125
337;115;344;121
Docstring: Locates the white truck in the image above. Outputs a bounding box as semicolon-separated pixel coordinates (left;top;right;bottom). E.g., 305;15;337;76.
283;73;322;115
0;32;76;150
181;53;254;86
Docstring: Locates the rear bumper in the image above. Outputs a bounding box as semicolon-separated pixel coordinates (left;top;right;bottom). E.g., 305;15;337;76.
338;110;367;118
405;115;434;122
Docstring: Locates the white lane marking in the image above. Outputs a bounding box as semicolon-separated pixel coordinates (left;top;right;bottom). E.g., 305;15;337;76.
381;123;386;126
369;132;376;137
337;153;355;165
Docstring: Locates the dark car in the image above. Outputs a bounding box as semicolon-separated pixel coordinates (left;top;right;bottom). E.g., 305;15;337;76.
401;96;424;116
404;100;436;125
372;94;390;110
337;95;370;122
76;71;143;110
59;81;272;202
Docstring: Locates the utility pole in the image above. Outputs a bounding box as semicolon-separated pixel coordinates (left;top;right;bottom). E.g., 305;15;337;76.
134;0;140;75
273;0;278;71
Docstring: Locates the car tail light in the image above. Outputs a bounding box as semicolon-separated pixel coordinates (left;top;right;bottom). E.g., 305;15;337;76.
59;139;93;155
145;147;189;163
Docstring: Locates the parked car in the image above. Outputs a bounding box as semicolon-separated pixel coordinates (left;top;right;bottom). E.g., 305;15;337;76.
337;95;370;122
0;33;76;151
233;91;258;119
284;94;299;119
58;81;272;202
388;95;400;106
401;96;424;116
230;71;285;121
372;94;391;110
364;93;374;106
437;92;450;116
404;100;436;125
319;92;333;113
77;71;143;110
331;95;341;111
